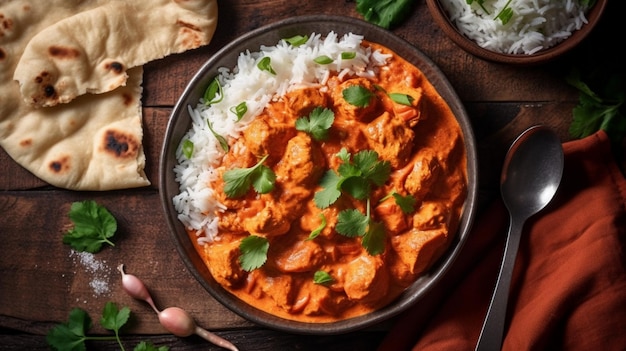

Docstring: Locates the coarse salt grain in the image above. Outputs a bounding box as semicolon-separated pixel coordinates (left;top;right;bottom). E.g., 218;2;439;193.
70;250;111;296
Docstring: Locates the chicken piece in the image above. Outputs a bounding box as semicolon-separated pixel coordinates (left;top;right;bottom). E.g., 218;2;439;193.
285;87;329;118
274;239;324;273
389;228;447;284
241;118;295;163
363;111;415;168
259;271;298;312
403;148;441;200
331;77;381;123
274;134;325;187
300;283;352;317
343;255;389;303
413;202;450;230
204;239;246;288
374;197;410;235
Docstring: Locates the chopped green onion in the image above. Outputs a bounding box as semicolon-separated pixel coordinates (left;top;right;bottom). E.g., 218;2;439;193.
314;55;334;65
206;118;229;152
203;77;223;106
341;52;356;60
257;57;276;75
182;139;194;159
230;102;248;121
284;35;308;47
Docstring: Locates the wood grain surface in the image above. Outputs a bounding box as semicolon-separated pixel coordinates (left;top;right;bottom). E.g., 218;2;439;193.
1;0;623;350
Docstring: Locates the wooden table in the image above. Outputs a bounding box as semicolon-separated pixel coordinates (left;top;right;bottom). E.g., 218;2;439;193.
1;1;623;350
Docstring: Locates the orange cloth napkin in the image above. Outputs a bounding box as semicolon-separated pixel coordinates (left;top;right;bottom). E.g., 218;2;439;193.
378;130;626;350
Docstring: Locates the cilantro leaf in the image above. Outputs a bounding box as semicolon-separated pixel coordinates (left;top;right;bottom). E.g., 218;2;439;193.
362;220;386;255
47;308;91;351
100;302;130;351
388;93;414;106
313;270;334;285
336;209;369;237
223;155;276;198
295;107;335;141
355;0;414;29
62;201;117;253
392;192;417;214
239;235;269;271
343;85;374;107
313;170;342;209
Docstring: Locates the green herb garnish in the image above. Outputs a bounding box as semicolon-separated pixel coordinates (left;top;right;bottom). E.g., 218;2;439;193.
230;101;248;121
494;0;514;25
295;106;335;141
182;139;194;159
355;0;414;29
467;0;490;15
314;55;334;65
388;93;414;106
307;213;327;241
62;200;117;253
257;56;276;75
47;303;166;351
203;77;223;106
206;118;229;152
342;85;374;107
313;270;334;285
239;235;269;271
313;149;391;208
341;52;357;60
223;154;276;198
284;35;309;47
336;200;386;255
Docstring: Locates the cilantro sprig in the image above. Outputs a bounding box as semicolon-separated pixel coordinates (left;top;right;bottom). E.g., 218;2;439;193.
47;302;166;351
62;200;117;253
355;0;414;29
239;235;269;271
343;85;374;107
295;106;335;141
223;155;276;198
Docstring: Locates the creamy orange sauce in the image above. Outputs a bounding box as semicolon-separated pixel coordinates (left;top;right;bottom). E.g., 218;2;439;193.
188;41;467;323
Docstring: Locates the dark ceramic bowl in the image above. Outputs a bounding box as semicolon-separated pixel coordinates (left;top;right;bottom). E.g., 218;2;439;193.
160;15;478;335
426;0;607;65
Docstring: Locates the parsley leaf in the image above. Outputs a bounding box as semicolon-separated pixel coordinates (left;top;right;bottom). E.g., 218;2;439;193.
295;106;335;141
343;85;374;107
223;155;276;198
355;0;414;29
313;270;334;285
62;200;117;253
239;235;269;271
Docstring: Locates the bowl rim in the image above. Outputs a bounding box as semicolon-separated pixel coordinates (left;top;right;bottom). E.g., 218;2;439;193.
159;14;479;335
426;0;608;65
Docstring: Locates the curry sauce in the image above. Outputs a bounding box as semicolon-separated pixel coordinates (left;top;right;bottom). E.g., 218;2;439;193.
188;41;467;323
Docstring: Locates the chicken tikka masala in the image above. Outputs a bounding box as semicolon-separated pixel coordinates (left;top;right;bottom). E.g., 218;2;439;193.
187;40;467;323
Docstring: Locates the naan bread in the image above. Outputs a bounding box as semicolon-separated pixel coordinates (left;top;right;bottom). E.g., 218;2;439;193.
0;0;217;190
14;0;218;107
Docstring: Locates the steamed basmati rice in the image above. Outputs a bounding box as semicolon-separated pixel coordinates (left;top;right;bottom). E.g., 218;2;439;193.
441;0;592;55
173;32;391;243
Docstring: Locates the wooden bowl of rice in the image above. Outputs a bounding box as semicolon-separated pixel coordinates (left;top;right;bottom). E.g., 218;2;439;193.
427;0;607;65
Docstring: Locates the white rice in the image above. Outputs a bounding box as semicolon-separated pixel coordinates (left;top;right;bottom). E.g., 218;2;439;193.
440;0;591;55
172;32;391;243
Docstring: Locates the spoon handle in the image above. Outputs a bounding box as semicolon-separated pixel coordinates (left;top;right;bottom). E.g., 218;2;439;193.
475;216;524;351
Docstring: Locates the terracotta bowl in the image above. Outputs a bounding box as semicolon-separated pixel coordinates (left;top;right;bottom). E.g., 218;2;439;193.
160;15;478;335
426;0;607;65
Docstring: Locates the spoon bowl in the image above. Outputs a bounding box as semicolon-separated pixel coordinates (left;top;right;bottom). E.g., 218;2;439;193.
476;125;564;350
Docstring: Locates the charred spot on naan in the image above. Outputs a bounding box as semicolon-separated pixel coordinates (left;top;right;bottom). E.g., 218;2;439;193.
101;129;140;159
0;48;5;60
49;155;71;174
0;12;14;38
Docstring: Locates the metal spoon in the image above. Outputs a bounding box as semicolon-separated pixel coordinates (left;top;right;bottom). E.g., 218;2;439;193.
475;125;564;351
